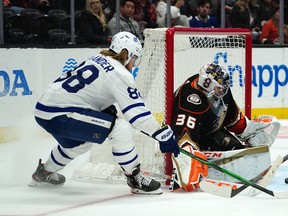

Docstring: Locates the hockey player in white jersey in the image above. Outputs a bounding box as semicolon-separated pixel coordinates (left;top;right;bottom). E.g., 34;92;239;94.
29;31;179;195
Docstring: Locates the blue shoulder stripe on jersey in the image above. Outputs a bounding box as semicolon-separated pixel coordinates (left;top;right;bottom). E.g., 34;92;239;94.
129;111;151;124
112;147;135;156
36;102;85;113
122;102;145;114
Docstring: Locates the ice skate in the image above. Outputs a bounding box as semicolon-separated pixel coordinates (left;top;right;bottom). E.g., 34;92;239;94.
125;164;162;195
28;159;66;187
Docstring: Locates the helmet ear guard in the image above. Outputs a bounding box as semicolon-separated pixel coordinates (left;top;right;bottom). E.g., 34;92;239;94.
109;31;143;66
198;62;230;99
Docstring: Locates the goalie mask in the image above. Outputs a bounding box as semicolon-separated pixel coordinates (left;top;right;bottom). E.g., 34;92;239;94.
198;62;230;99
109;31;142;67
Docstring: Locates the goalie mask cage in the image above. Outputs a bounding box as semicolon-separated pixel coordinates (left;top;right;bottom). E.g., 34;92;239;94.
73;27;252;184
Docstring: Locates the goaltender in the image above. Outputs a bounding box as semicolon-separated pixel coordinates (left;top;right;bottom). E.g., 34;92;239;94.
170;62;281;191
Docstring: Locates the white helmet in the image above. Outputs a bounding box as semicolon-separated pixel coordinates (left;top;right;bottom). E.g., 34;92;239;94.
198;62;230;99
109;31;142;66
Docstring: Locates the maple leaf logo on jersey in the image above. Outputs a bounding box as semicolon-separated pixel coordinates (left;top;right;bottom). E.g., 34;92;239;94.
187;94;201;105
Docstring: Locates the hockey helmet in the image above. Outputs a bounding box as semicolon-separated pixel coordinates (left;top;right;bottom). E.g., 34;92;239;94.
198;62;230;99
109;31;142;67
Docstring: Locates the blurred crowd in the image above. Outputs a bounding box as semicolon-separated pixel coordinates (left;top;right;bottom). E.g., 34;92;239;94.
2;0;288;45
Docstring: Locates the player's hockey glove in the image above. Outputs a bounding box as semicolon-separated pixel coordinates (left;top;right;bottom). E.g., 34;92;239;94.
152;125;180;157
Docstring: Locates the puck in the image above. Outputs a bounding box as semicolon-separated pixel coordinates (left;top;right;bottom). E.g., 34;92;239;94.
285;178;288;184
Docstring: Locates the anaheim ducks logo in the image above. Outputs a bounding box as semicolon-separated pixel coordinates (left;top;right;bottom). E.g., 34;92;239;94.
187;94;201;105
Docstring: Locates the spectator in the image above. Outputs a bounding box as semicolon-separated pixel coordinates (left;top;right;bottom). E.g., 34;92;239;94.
225;0;236;27
225;0;236;14
157;0;192;20
157;5;189;27
108;0;143;43
101;0;116;22
172;0;193;19
188;0;219;18
156;0;166;21
229;0;260;43
3;0;29;13
259;6;288;44
189;0;219;28
78;0;110;44
257;0;276;28
133;0;158;36
3;0;11;7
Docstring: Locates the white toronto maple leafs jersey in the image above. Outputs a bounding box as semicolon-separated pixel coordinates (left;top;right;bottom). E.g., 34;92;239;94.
34;54;160;136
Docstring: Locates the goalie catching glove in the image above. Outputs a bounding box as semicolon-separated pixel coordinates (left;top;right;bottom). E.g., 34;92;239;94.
239;115;281;147
152;125;180;157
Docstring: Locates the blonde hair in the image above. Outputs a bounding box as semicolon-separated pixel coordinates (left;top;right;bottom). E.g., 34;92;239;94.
86;0;107;30
271;10;279;27
100;49;128;65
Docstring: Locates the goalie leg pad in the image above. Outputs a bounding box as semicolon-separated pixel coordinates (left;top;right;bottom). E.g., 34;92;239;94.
171;143;208;192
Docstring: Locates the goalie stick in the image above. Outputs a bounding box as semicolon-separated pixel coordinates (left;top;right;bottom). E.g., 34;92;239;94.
180;148;288;198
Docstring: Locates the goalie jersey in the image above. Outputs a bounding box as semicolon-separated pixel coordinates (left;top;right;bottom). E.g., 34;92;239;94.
171;74;247;150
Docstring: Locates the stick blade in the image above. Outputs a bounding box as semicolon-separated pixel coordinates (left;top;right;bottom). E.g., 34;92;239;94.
200;181;233;198
274;191;288;199
242;155;283;197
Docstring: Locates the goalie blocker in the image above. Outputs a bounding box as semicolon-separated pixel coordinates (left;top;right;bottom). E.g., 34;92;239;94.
170;115;280;192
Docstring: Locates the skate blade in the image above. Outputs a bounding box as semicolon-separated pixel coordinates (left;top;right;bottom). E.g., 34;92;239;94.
131;188;163;195
28;179;64;187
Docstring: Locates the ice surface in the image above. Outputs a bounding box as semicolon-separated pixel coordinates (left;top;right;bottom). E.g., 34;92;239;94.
0;120;288;216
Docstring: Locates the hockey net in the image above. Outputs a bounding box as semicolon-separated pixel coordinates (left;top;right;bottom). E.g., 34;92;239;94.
73;27;252;183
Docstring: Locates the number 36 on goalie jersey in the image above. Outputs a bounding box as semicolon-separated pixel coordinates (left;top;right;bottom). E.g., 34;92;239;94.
175;114;196;130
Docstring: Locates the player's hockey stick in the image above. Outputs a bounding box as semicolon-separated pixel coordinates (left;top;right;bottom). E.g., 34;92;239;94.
180;148;288;198
200;153;288;198
235;153;288;196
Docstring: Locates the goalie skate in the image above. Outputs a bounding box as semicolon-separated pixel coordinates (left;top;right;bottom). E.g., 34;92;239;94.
125;164;162;195
28;159;66;187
